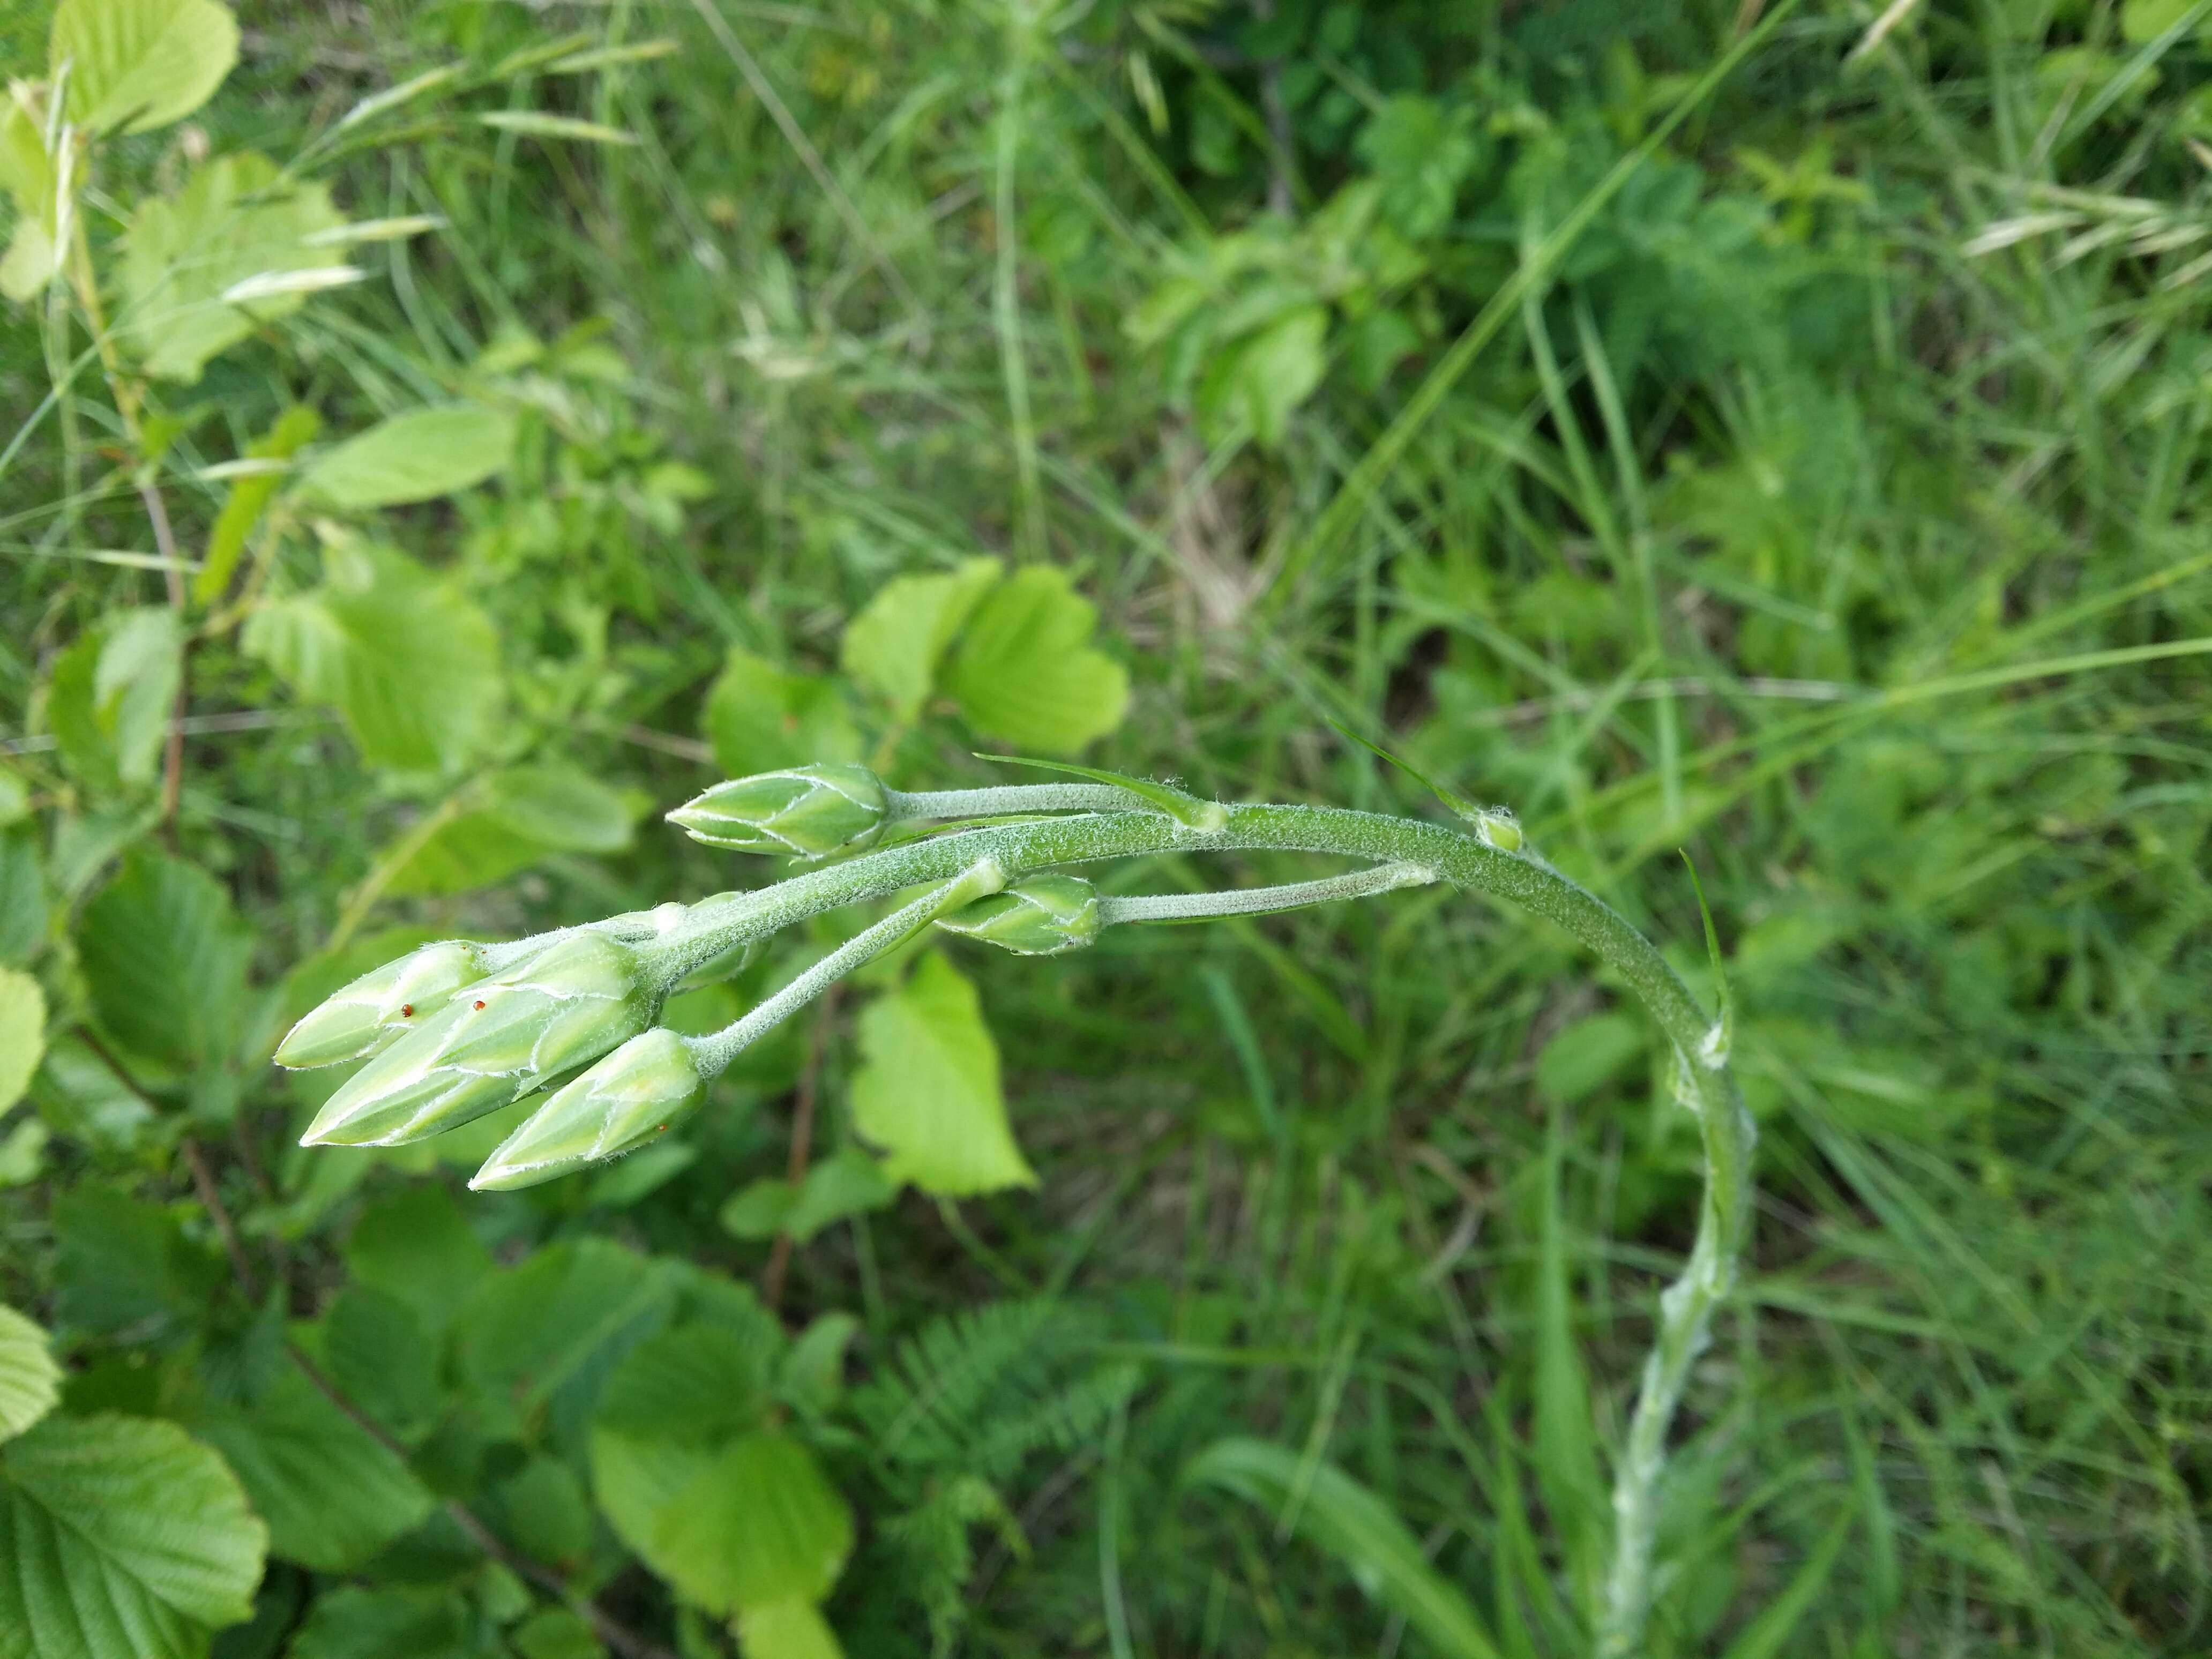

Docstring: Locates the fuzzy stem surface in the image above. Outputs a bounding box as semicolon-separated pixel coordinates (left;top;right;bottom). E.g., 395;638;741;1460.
684;860;1005;1075
886;782;1146;819
1097;861;1437;925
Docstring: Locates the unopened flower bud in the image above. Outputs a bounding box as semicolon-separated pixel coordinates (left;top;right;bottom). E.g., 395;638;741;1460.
935;874;1098;956
301;932;655;1147
667;764;887;859
1474;810;1523;853
469;1028;705;1191
275;940;494;1069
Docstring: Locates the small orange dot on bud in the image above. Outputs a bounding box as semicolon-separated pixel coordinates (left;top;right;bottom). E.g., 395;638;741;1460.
400;1004;413;1017
473;1000;486;1011
656;1123;668;1132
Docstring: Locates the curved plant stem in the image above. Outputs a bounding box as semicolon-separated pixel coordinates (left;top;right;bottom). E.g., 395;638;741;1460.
1097;861;1437;925
653;802;1752;1651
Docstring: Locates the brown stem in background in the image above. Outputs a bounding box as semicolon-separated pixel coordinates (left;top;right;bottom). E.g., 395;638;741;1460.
179;1137;260;1304
138;477;190;845
762;983;842;1311
286;1343;678;1659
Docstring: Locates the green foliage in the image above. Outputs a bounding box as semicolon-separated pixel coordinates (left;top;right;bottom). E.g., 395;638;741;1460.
0;1304;60;1441
0;1413;266;1657
941;567;1130;754
298;404;519;510
51;0;238;136
0;969;44;1115
243;542;503;773
120;152;345;383
7;0;2211;1653
1184;1436;1502;1659
850;952;1033;1196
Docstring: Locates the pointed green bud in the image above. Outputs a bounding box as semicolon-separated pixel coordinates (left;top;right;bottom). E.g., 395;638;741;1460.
275;940;494;1069
300;932;656;1148
935;874;1099;956
667;764;888;858
470;1028;705;1191
1474;809;1523;853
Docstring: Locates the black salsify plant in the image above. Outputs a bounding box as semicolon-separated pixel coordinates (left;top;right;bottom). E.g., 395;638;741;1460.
282;756;1752;1654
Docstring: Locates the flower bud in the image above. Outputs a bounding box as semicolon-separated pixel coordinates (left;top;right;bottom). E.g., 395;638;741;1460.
935;874;1098;956
667;764;887;859
275;940;493;1069
1474;809;1523;853
301;932;655;1148
469;1028;705;1191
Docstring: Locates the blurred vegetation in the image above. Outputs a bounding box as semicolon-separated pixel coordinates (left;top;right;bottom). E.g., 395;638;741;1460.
3;0;2210;1655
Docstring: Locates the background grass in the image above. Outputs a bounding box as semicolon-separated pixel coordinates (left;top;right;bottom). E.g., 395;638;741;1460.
5;0;2211;1654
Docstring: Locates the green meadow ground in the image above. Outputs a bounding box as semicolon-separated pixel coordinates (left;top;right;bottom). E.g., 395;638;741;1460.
4;1;2210;1655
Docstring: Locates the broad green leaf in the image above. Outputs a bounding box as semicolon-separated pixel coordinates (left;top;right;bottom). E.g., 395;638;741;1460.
0;767;26;827
851;953;1033;1195
288;1587;471;1659
0;1120;45;1187
703;649;860;778
592;1428;716;1576
195;405;320;603
0;99;56;303
317;1287;439;1442
649;1432;853;1616
458;1239;676;1443
0;96;53;220
596;1324;773;1449
0;1413;266;1655
511;1606;603;1659
342;1184;492;1337
494;1455;593;1566
383;764;638;898
1534;1013;1646;1104
591;1321;781;1590
0;831;44;966
92;608;183;787
0;217;55;304
719;1148;898;1245
1183;1437;1501;1659
52;0;239;134
0;1304;59;1441
120;153;343;383
243;542;503;772
1198;303;1326;448
182;1359;433;1572
46;609;181;791
779;1147;899;1240
28;1037;155;1157
738;1599;845;1659
76;848;249;1066
839;557;1003;721
0;967;43;1114
941;567;1129;756
297;403;518;509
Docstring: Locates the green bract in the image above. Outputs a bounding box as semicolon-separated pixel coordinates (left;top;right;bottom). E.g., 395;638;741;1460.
470;1028;705;1191
274;939;493;1068
668;764;888;858
300;932;655;1147
935;874;1099;955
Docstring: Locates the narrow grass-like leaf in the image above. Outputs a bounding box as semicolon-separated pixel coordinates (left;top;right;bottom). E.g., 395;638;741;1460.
1183;1437;1502;1659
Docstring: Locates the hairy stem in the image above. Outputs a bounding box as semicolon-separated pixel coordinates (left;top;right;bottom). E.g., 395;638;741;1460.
1097;861;1437;925
683;860;1005;1074
886;782;1145;820
662;803;1750;1647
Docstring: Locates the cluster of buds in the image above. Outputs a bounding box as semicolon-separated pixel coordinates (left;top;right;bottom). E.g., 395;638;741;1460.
283;758;1465;1190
